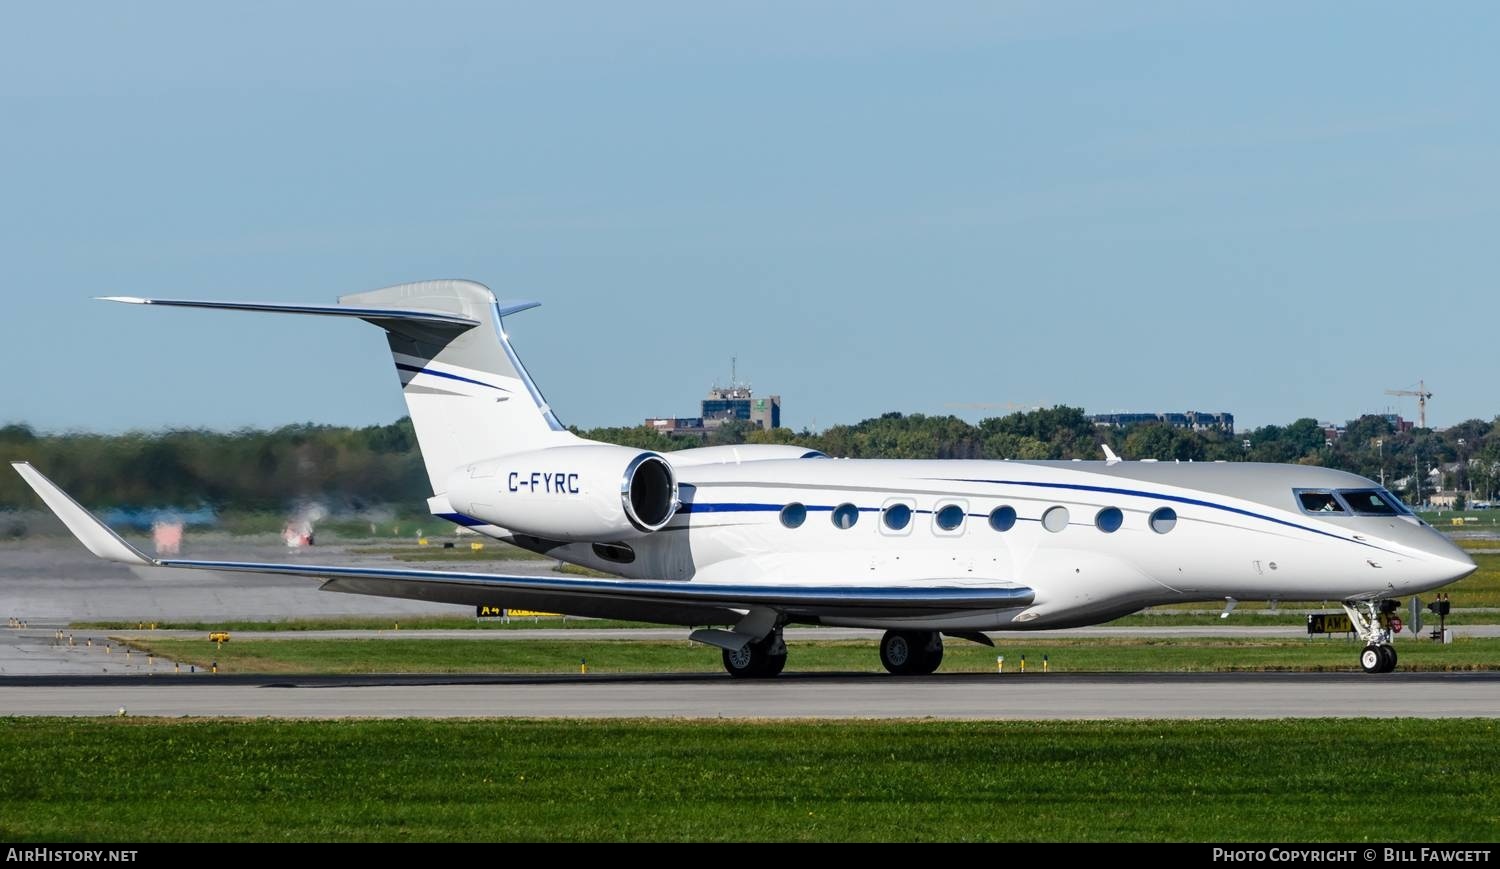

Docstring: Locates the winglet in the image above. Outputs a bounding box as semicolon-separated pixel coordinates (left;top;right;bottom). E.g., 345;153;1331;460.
1102;444;1122;465
10;463;155;565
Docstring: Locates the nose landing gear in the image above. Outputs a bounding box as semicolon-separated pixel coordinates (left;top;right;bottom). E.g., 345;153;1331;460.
1358;643;1397;674
1344;600;1398;673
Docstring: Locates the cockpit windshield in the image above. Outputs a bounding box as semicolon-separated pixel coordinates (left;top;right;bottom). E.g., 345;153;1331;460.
1339;488;1411;516
1296;488;1414;517
1297;491;1345;513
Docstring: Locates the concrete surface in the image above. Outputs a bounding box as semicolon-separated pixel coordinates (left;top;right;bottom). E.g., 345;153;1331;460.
2;672;1496;719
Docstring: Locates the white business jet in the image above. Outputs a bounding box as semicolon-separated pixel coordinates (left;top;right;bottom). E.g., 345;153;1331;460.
12;280;1476;677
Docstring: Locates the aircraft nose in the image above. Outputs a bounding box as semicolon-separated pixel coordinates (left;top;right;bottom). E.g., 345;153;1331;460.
1420;537;1477;585
1441;548;1478;583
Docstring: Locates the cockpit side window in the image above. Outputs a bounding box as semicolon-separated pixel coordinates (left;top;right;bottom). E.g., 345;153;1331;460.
1296;490;1345;514
1378;488;1414;515
1339;488;1405;516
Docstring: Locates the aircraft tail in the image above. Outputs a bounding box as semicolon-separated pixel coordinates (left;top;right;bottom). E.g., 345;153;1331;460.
103;280;577;494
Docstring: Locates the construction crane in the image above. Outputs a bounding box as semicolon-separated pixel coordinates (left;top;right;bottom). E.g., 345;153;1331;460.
1386;380;1433;429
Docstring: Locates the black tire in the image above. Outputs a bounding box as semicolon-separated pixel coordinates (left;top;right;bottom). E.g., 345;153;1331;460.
1379;644;1398;673
722;632;787;679
913;633;944;675
723;643;766;678
1359;645;1384;674
880;630;943;676
763;630;788;677
880;631;917;675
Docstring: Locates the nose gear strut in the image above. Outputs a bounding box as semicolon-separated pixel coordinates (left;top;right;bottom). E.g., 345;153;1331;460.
1342;599;1398;673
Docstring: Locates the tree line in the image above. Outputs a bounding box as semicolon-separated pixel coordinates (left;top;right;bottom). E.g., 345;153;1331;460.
3;408;1498;511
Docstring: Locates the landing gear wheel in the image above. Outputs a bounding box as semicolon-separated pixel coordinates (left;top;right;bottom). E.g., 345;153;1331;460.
1345;600;1400;675
914;634;943;675
722;632;787;679
880;631;944;675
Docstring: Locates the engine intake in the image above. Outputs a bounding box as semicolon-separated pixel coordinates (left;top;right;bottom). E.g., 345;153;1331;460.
622;452;676;531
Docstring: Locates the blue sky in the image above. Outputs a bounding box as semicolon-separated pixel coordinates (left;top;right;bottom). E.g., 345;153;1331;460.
2;2;1495;434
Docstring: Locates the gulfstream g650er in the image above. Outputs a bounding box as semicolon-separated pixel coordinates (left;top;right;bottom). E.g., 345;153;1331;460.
13;280;1476;676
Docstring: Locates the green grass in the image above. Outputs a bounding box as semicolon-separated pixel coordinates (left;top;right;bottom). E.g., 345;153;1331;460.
1455;538;1500;551
74;609;1500;633
1109;612;1326;626
1113;609;1499;625
123;636;1500;675
1;718;1496;842
1147;552;1500;610
1419;508;1500;526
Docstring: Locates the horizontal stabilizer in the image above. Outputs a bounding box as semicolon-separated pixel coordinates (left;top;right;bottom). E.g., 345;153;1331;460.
98;296;485;338
102;283;564;490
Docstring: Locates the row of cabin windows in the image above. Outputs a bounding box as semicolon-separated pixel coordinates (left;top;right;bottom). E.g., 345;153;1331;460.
779;502;1177;535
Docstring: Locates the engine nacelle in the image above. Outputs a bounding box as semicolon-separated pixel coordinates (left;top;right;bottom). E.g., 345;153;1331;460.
446;445;679;541
667;444;828;466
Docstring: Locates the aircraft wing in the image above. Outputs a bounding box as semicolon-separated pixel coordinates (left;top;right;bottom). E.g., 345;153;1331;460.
12;463;1034;624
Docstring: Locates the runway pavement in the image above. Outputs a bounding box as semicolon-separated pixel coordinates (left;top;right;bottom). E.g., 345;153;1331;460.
0;535;558;622
2;671;1497;719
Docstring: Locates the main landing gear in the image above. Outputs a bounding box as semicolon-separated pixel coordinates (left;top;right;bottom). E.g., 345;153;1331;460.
721;630;787;679
879;630;944;676
1343;599;1399;674
715;628;951;678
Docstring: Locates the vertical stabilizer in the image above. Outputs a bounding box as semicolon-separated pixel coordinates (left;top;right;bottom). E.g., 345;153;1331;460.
102;280;578;495
337;280;577;492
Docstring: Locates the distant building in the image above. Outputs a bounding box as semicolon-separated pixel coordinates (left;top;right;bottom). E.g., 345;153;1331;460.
647;382;781;439
1325;413;1415;441
1378;413;1415;433
1088;411;1235;434
702;384;780;430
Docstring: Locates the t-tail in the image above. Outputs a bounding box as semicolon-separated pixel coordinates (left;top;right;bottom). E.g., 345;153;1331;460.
101;280;579;496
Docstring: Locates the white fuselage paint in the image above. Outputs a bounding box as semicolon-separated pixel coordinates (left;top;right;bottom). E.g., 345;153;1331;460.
463;455;1476;632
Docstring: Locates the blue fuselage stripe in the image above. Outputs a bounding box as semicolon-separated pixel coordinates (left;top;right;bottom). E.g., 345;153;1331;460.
395;363;506;392
442;481;1375;550
677;503;783;514
435;512;488;527
928;477;1371;547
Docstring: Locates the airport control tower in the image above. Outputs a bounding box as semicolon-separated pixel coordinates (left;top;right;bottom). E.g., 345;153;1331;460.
701;383;780;431
645;360;780;438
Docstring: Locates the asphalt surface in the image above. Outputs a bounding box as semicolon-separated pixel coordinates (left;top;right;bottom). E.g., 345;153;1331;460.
3;671;1497;719
0;535;558;621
